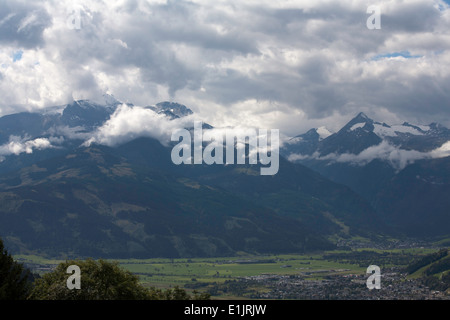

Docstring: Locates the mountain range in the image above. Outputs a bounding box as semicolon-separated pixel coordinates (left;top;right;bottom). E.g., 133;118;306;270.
0;96;448;258
282;112;450;237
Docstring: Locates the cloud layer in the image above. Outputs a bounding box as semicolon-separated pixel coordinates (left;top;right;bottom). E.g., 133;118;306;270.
288;140;450;170
1;0;450;135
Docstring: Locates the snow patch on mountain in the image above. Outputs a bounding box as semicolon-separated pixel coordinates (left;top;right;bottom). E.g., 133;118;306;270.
373;123;425;137
350;123;365;131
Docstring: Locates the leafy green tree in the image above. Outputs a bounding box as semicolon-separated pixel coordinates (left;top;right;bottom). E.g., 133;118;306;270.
29;258;211;300
191;289;211;300
140;286;210;300
0;238;31;300
30;258;153;300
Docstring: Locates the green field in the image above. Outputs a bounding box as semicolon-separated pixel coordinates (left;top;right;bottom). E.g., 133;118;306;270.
15;246;445;299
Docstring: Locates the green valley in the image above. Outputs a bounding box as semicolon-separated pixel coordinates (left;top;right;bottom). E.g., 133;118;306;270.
16;243;450;300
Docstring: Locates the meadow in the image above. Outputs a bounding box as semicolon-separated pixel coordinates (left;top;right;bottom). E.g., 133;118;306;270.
15;246;442;299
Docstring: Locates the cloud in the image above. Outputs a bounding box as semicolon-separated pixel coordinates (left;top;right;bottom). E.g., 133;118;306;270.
288;140;450;171
0;136;54;159
84;104;197;147
0;0;450;135
46;125;92;141
83;103;282;163
430;140;450;158
0;1;51;48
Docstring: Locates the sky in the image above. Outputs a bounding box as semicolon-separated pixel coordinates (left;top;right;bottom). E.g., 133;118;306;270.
1;0;450;136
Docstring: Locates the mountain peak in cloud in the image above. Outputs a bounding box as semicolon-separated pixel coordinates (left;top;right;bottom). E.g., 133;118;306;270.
103;93;122;107
340;112;374;134
60;99;116;129
293;128;319;140
351;112;372;124
148;101;194;119
357;112;369;119
284;111;450;171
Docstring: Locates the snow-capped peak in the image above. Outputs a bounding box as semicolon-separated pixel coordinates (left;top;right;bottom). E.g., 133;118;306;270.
152;101;194;118
349;123;365;131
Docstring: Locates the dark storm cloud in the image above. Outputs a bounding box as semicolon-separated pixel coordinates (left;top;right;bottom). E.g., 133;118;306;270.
381;1;442;33
0;0;51;48
44;0;261;101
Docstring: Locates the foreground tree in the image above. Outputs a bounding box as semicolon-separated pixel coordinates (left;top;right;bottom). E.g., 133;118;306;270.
0;238;31;300
30;258;152;300
29;258;210;300
159;286;211;300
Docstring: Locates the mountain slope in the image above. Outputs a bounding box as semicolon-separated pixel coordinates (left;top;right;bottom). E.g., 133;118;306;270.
0;143;339;258
406;249;450;294
172;150;381;237
374;156;450;237
2;100;448;259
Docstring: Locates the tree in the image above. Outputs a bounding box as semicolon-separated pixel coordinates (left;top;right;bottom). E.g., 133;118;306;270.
0;238;31;300
29;258;211;300
30;258;153;300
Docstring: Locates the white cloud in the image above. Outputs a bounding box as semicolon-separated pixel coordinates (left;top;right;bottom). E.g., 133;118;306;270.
81;103;284;161
289;140;450;171
0;0;449;133
46;125;91;141
430;140;450;158
84;104;197;147
0;136;54;158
